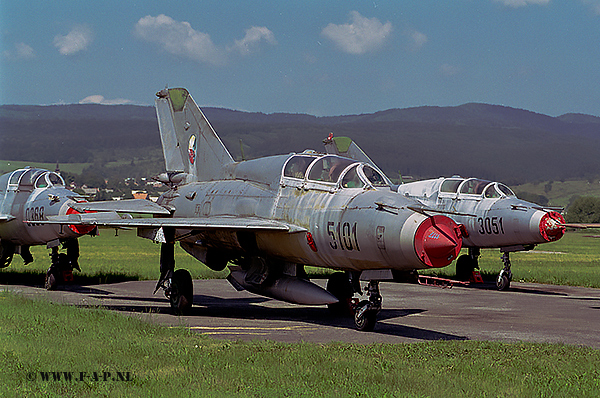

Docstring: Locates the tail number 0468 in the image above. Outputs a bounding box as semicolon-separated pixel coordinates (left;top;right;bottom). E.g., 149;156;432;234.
327;221;360;251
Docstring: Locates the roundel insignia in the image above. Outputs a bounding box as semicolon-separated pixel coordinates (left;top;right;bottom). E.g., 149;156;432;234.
188;135;197;165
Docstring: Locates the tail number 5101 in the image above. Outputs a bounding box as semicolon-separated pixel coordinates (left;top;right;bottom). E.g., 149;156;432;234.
327;221;360;251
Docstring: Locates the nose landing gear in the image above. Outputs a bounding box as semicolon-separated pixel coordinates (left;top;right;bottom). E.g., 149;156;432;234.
353;280;382;332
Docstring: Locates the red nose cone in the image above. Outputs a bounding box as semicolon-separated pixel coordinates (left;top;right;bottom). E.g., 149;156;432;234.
66;207;95;235
540;211;565;242
414;215;463;268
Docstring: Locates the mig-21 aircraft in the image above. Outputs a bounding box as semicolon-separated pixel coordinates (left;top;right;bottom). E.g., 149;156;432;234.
0;167;97;288
323;135;566;291
44;87;464;331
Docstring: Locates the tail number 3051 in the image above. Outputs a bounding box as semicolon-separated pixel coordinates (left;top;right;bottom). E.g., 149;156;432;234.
477;217;505;235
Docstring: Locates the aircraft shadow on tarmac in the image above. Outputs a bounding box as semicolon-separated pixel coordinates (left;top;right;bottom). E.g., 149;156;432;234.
466;283;568;297
79;292;466;342
0;271;137;288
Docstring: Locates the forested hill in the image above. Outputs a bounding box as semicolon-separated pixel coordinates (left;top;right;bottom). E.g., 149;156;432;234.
1;103;600;185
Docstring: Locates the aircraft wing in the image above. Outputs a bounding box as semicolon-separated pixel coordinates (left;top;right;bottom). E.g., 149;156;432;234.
0;214;16;223
69;199;172;215
43;213;306;233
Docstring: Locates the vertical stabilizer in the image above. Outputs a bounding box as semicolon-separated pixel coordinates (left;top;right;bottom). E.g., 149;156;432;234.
155;88;234;181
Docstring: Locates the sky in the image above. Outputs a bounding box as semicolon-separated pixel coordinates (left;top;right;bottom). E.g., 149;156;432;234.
2;0;600;117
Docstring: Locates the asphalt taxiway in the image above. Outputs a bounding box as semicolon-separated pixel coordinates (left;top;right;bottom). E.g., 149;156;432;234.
3;279;600;347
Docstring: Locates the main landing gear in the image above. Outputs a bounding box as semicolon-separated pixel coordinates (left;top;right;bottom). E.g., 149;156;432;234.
45;239;80;290
154;228;193;315
455;247;513;291
326;272;382;331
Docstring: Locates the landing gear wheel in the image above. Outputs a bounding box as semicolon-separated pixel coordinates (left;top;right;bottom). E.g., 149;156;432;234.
354;300;377;332
326;272;354;316
169;269;193;315
455;254;475;281
496;271;511;291
44;268;59;290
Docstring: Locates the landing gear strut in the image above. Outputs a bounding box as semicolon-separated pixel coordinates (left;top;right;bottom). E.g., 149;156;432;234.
455;248;480;281
354;280;382;332
496;252;512;291
154;228;193;314
44;239;80;290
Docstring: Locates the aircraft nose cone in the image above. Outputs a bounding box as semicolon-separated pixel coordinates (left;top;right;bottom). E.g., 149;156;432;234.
539;211;565;242
414;215;463;268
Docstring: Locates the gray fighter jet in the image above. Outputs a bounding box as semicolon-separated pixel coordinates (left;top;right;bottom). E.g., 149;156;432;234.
324;135;566;291
45;88;464;331
0;167;97;288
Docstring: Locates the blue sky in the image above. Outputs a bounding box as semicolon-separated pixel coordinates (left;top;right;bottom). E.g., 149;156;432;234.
2;0;600;116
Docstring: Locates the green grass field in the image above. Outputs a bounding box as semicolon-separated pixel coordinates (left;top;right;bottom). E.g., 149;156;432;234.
2;225;600;396
3;228;599;288
512;180;600;207
1;291;599;397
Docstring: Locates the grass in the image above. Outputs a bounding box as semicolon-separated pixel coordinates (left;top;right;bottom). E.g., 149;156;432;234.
512;179;600;207
1;291;599;397
3;229;600;288
0;229;334;286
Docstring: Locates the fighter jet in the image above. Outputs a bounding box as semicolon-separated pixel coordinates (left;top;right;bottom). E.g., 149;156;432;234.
45;87;464;331
323;135;566;291
0;167;97;288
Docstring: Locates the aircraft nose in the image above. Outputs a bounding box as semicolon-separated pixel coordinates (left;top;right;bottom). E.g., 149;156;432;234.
414;215;463;268
539;211;565;242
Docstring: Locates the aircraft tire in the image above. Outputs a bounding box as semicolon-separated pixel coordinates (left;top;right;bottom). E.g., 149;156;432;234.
326;272;354;316
45;268;59;291
354;300;377;332
455;254;475;281
496;272;511;291
170;269;193;315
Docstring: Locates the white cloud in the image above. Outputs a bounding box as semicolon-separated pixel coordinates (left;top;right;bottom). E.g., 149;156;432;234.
16;42;36;59
321;11;392;55
494;0;550;7
53;25;93;55
134;14;276;65
134;14;225;65
406;29;428;50
3;42;35;60
581;0;600;15
79;95;132;105
440;63;461;76
231;26;277;55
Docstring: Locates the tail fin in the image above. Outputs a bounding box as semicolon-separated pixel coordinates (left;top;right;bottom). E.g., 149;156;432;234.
155;88;234;182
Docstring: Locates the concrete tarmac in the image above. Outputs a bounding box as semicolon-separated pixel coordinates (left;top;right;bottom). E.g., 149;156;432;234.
3;279;600;347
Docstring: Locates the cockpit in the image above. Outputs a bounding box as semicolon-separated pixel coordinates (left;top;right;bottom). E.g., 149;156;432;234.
6;168;65;192
283;154;390;189
441;177;515;199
